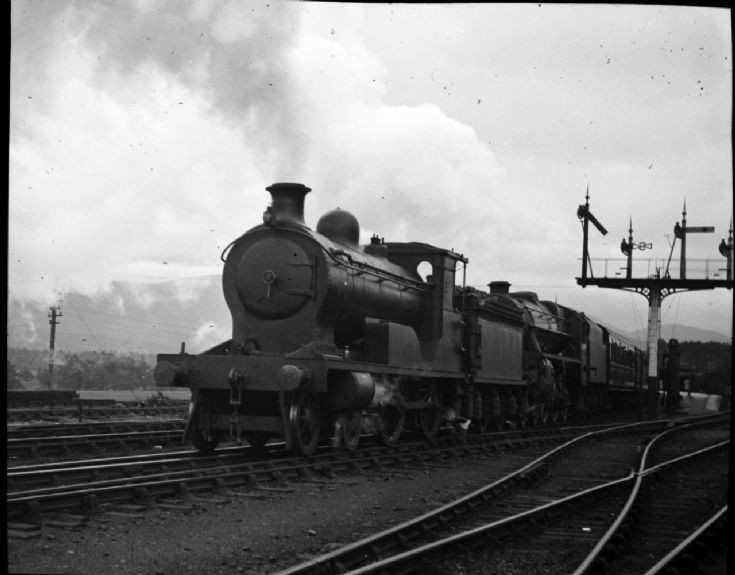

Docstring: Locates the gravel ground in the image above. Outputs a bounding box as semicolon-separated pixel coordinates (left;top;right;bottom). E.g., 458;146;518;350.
8;450;537;575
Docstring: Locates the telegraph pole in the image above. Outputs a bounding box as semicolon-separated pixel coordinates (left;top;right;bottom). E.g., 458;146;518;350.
48;306;62;391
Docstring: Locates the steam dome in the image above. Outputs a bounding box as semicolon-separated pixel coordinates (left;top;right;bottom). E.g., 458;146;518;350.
316;208;360;246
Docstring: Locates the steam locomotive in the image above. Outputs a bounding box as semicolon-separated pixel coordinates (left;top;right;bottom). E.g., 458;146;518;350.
154;183;646;456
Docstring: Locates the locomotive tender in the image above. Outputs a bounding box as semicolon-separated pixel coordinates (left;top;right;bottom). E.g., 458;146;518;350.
154;183;646;456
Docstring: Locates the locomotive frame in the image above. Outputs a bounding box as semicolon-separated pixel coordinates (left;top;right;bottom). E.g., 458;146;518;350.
154;183;646;456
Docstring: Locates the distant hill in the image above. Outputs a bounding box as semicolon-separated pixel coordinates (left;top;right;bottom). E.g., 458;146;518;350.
621;324;731;347
7;277;732;355
7;276;231;355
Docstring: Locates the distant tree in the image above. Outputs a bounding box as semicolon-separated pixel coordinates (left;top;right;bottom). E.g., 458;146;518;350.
37;368;49;390
50;351;155;390
7;360;24;390
18;367;35;383
7;348;157;391
8;348;48;372
677;341;732;395
53;354;94;390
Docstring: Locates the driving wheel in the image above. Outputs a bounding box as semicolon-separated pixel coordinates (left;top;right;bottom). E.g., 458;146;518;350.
339;412;362;453
416;383;442;439
377;404;404;446
187;395;219;453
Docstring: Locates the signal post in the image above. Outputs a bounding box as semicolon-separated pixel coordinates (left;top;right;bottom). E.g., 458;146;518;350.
576;191;733;416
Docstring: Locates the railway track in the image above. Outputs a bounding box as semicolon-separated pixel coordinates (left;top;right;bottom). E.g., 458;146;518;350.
573;422;730;575
272;412;729;575
6;423;613;524
8;444;265;492
7;414;725;549
0;407;681;463
7;402;187;423
7;419;185;439
7;423;187;459
638;506;728;575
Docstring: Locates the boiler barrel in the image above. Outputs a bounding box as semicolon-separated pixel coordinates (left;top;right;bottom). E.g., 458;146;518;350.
325;258;427;327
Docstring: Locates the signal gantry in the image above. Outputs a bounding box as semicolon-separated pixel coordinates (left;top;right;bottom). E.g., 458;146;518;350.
576;189;733;415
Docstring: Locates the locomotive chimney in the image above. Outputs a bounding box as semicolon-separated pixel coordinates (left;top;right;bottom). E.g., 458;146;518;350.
489;281;511;295
265;182;311;225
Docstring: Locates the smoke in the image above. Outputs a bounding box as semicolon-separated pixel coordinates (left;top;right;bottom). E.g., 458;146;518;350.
9;1;508;313
10;0;306;306
289;20;509;285
9;301;42;347
121;275;216;309
12;0;306;170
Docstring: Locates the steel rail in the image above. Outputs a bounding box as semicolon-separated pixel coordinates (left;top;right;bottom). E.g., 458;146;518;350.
7;429;185;458
5;424;585;492
8;444;251;474
274;419;680;575
6;422;630;520
8;451;251;493
7;419;185;438
274;415;728;575
341;475;636;575
641;505;728;575
339;441;729;575
6;430;568;502
6;414;725;525
571;415;730;575
6;404;187;422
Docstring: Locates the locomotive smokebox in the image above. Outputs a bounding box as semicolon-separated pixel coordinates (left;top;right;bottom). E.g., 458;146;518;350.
265;182;311;225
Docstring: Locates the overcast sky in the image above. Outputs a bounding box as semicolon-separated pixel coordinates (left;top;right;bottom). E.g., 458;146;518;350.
9;1;733;339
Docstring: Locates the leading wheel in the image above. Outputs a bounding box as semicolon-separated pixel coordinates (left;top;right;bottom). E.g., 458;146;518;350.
287;393;321;457
187;395;220;453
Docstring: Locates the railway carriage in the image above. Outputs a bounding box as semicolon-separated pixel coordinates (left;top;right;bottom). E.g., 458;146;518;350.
606;330;646;389
154;182;645;456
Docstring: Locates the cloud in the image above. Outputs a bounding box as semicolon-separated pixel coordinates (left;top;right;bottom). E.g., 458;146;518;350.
120;275;219;309
9;72;255;302
10;0;303;303
8;2;732;339
288;28;512;285
9;0;515;303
